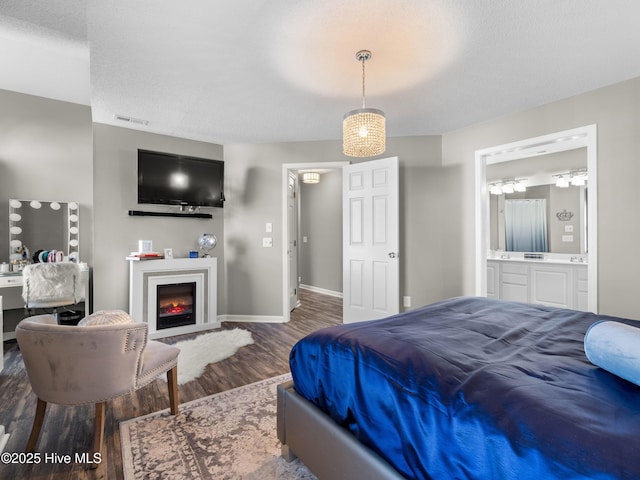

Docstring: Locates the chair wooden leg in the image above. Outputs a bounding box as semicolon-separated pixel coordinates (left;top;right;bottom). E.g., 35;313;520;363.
25;398;47;453
91;402;106;469
167;366;179;415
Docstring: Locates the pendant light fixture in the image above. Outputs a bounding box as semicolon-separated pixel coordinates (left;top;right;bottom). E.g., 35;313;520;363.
343;50;386;157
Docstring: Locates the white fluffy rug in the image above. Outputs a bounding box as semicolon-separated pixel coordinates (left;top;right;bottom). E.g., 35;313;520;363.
165;328;254;384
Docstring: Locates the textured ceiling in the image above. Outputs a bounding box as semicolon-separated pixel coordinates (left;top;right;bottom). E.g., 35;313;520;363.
1;1;640;145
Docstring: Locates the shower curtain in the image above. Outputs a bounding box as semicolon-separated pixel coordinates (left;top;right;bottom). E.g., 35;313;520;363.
505;199;548;252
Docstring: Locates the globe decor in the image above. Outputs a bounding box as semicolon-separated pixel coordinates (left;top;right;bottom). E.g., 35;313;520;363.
199;233;217;257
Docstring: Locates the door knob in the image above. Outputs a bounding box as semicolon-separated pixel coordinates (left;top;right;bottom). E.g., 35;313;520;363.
388;252;399;258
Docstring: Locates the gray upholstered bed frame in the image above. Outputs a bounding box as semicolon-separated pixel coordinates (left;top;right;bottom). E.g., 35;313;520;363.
277;380;406;480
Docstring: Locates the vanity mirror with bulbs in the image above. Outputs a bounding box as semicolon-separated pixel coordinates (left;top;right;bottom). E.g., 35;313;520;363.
2;199;90;339
8;199;80;264
475;125;598;313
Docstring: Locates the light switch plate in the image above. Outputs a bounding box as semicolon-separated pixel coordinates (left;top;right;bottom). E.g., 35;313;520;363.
266;222;273;233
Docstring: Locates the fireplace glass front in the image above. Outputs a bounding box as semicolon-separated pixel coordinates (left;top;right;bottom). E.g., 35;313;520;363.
156;282;196;330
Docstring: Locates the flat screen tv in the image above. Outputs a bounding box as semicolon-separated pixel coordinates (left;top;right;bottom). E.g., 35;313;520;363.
138;149;225;208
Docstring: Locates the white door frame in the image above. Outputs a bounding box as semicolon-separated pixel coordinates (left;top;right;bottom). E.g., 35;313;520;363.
475;124;598;312
281;161;349;323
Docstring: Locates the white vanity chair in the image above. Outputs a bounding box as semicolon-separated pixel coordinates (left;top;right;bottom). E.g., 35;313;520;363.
22;262;81;323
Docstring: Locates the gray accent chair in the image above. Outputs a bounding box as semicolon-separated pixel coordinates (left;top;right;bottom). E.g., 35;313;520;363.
15;315;180;468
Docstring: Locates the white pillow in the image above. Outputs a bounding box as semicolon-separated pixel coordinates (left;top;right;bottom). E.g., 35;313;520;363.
78;310;135;326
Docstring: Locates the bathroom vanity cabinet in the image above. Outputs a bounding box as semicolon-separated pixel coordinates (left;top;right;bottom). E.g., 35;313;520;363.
487;259;588;311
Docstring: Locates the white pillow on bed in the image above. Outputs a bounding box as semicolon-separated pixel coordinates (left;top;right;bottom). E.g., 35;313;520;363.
78;310;135;326
584;320;640;386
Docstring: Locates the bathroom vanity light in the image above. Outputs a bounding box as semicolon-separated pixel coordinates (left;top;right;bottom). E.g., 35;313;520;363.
489;178;527;195
554;169;587;188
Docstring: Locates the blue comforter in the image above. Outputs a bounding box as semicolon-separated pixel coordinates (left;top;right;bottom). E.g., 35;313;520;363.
289;297;640;480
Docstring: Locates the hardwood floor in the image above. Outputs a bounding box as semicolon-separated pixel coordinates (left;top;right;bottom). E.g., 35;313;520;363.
0;288;342;479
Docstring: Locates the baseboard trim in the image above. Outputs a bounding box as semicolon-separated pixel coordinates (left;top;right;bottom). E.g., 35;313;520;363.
299;284;343;298
219;314;286;324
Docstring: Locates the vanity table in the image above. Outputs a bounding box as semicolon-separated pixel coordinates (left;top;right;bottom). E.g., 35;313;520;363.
0;265;91;340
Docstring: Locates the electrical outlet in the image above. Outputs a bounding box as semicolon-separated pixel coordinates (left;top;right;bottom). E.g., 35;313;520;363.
262;237;273;247
403;296;411;308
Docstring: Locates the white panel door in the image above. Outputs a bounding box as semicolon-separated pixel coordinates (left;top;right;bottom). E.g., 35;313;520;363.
343;157;399;323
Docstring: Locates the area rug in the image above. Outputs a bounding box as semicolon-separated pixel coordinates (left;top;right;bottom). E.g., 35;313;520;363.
120;373;317;480
165;328;254;385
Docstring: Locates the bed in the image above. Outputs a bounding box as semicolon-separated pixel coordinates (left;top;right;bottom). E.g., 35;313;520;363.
276;296;640;480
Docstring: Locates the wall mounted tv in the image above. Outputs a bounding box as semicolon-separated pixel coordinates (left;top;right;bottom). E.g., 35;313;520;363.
138;149;225;208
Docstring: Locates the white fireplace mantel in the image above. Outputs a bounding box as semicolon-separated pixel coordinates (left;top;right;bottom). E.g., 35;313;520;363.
129;257;218;339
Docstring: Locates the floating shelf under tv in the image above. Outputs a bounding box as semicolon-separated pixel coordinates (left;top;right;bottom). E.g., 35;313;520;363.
128;210;213;219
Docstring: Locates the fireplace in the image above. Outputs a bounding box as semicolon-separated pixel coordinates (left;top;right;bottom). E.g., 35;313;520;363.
129;257;218;339
157;282;196;330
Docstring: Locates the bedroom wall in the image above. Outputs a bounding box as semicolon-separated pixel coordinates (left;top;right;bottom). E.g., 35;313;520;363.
223;135;447;319
299;169;342;294
92;123;225;313
442;76;640;319
0;89;93;266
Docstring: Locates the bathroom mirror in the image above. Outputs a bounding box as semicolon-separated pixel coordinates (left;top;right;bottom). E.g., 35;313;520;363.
8;199;80;263
475;125;598;312
487;148;588;254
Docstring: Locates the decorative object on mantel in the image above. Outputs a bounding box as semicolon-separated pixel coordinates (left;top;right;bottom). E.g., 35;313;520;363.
343;50;386;158
138;240;153;253
126;251;164;261
198;233;217;257
556;209;574;221
120;374;316;480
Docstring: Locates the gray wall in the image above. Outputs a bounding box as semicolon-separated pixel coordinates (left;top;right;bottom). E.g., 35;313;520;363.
299;169;342;293
7;75;640;321
224;135;446;317
442;76;640;319
0;89;93;266
92;123;225;313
